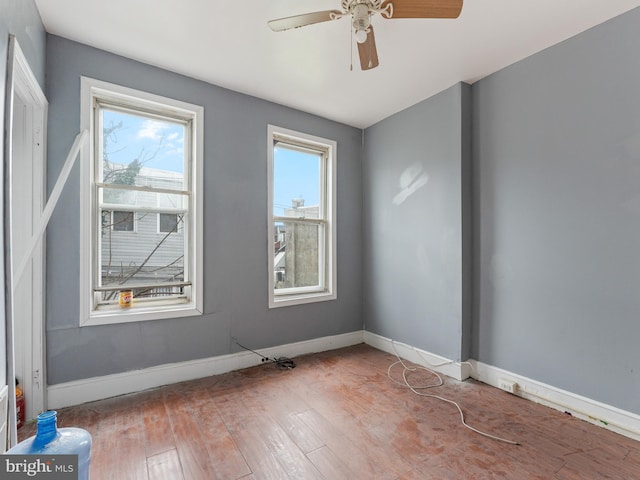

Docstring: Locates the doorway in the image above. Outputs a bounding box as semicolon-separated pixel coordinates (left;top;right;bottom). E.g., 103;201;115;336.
5;36;48;444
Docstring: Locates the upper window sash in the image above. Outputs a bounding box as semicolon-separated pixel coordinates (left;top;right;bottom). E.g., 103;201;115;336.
94;102;192;191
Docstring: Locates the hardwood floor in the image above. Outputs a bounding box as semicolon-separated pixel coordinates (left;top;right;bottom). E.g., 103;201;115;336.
18;344;640;479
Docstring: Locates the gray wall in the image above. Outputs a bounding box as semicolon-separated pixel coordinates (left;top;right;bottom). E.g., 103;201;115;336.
472;8;640;414
363;7;640;415
45;35;362;384
0;0;46;388
363;83;472;362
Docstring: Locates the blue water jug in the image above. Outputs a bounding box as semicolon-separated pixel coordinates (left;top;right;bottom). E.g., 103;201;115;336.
5;410;91;479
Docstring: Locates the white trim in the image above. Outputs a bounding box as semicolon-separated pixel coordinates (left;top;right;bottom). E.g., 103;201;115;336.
5;36;49;437
363;331;472;381
470;360;640;442
0;385;7;452
80;303;202;327
47;331;364;409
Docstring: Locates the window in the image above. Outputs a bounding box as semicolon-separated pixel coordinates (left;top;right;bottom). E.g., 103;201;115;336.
80;77;203;325
111;211;135;232
267;125;336;307
158;213;182;234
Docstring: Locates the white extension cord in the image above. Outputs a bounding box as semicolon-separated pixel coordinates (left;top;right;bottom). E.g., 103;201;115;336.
388;341;520;445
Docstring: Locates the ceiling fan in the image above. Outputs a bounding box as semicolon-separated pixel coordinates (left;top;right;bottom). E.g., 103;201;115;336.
268;0;463;70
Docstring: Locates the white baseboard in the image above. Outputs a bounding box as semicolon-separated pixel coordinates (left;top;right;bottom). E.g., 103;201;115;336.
363;331;472;381
470;360;640;442
47;331;364;409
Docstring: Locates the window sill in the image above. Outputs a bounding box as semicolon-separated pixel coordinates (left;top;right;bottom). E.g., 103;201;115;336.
269;290;336;309
81;302;202;326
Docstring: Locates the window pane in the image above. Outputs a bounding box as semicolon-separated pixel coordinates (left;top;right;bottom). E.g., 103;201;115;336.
112;211;134;232
159;213;180;233
100;108;186;189
274;221;320;290
100;210;185;292
273;145;320;219
97;107;188;304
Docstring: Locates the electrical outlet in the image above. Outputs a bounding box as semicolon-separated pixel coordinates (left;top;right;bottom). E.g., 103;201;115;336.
498;378;518;394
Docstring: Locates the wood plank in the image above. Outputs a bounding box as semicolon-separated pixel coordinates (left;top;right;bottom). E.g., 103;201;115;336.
625;448;640;468
163;387;219;479
558;451;639;480
187;387;252;479
214;392;290;480
111;404;148;480
298;408;395;479
306;445;352;480
147;449;184;480
140;389;176;457
87;407;120;479
238;387;324;480
287;364;415;477
241;374;324;454
214;383;325;479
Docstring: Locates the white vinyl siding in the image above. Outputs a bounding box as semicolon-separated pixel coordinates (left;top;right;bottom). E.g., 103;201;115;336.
102;212;184;270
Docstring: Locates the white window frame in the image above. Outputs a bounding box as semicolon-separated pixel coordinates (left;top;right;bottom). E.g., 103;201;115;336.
267;125;337;308
80;77;203;326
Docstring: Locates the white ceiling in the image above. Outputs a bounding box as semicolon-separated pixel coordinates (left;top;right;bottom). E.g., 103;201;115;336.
34;0;640;128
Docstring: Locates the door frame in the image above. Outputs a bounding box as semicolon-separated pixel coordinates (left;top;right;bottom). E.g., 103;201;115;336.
4;35;48;445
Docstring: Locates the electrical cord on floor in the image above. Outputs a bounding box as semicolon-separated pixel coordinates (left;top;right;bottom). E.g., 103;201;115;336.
388;341;520;446
233;338;296;369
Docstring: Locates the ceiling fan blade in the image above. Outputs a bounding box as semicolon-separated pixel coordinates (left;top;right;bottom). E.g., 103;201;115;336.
268;10;343;32
358;26;379;71
381;0;463;19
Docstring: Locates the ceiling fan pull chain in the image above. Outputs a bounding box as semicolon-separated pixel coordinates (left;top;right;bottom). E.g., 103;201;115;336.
367;12;373;69
350;27;354;71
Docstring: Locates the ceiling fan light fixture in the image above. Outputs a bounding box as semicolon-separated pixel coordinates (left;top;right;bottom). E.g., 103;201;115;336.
355;29;368;43
352;3;371;44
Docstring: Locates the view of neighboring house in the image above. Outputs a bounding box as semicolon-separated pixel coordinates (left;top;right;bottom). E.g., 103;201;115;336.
274;199;320;290
100;165;185;300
